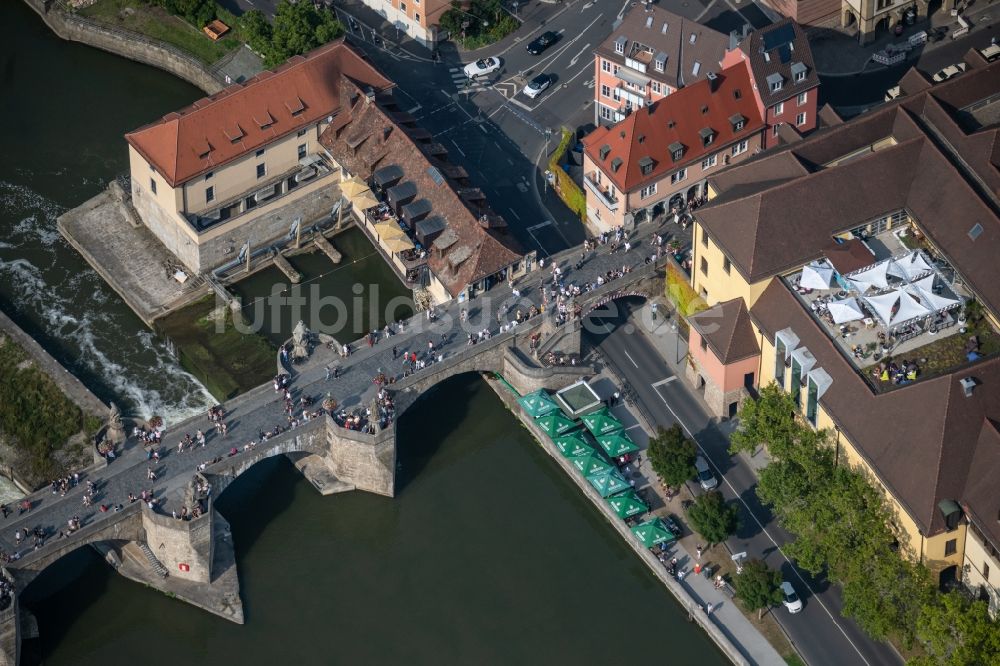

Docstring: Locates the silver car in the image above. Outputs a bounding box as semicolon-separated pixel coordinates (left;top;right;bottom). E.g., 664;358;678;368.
695;455;717;491
781;580;803;613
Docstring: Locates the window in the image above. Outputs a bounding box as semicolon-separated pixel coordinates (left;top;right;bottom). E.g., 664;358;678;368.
700;257;708;276
205;186;214;203
602;59;611;73
204;171;214;180
733;119;745;131
701;229;709;247
671;168;687;184
876;0;891;9
770;79;783;92
806;377;819;425
651;81;661;93
700;287;708;299
600;105;615;121
257;163;266;179
400;1;406;11
790;358;802;408
775;337;786;385
415;13;420;21
773;101;784;116
700;337;708;352
595;206;601;220
731;140;748;156
255;148;265;158
773;123;782;137
797;91;808;105
796;112;807;127
702;155;717;170
945;539;957;556
984;561;991;582
655;59;664;72
149;178;157;194
297;129;307;138
298;143;307;159
613;64;620;75
640;183;657;199
615;39;625;55
723;257;731;274
601;84;611;98
795;70;806;82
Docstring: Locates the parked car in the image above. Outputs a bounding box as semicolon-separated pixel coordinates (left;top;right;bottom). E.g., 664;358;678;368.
523;74;552;99
694;455;717;491
526;30;559;55
980;43;1000;62
463;57;502;78
884;85;901;102
780;581;803;613
931;62;967;82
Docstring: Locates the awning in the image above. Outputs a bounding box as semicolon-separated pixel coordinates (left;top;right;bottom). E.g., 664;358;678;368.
865;288;931;326
586;468;631;497
887;250;933;281
373;221;407;240
383;236;415;253
581;408;624;437
630;517;675;547
351;190;379;210
791;346;816;376
341;176;369;198
906;275;960;313
614;66;649;87
552;432;594;459
518;389;561;418
570;453;614;477
535;412;578;438
799;261;835;290
828;297;865;324
596;432;641;458
606;489;649;519
847;260;891;292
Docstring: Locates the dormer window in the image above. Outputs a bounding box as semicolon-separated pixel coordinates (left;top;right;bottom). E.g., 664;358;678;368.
599;144;611;160
698;127;715;147
614;36;627;54
638;134;645;144
638;156;654;175
766;72;784;92
668;141;685;162
654;52;667;72
611;157;623;173
790;61;808;83
729;114;745;132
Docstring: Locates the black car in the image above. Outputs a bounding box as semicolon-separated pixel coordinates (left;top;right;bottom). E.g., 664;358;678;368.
526;31;559;55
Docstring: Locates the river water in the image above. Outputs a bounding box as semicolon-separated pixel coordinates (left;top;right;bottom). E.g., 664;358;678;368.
3;3;727;663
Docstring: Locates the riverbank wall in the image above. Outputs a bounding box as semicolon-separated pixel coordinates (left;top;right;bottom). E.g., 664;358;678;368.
485;374;751;666
21;0;223;95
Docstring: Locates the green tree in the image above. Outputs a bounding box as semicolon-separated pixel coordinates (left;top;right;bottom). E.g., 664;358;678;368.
730;382;800;456
733;559;783;619
686;490;738;546
647;424;696;489
269;0;344;67
239;9;273;59
911;591;1000;666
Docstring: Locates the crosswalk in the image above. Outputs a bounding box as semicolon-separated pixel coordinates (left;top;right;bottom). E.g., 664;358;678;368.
449;67;491;92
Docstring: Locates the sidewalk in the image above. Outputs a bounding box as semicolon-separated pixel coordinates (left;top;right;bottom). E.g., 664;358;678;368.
587;365;785;665
808;3;998;76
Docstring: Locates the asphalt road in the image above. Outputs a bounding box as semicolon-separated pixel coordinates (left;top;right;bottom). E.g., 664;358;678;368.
583;302;903;666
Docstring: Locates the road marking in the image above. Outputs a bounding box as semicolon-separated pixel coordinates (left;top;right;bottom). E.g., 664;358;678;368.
450;139;466;157
568;43;591;67
507;208;522;220
508;97;534;112
647;381;876;666
406;104;422;114
651;377;677;388
622;349;639;368
625;423;644;431
617;0;631;19
478;124;488;134
581;1;593;9
527;220;552;230
584;77;595;88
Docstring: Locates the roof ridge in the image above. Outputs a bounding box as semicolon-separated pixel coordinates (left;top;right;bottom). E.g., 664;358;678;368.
926;377;958;528
722;300;746;359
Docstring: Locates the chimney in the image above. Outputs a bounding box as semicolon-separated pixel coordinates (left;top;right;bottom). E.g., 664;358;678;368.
706;71;719;93
729;29;739;51
960;376;976;397
365;88;376;105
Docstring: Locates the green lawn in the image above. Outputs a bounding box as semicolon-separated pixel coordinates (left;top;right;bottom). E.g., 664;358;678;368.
0;336;90;480
79;0;240;64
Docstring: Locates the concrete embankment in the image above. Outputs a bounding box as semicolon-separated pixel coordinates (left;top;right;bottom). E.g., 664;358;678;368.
21;0;222;94
485;375;751;666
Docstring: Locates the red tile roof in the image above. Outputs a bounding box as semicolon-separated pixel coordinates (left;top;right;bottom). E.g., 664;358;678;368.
125;41;392;188
582;60;763;192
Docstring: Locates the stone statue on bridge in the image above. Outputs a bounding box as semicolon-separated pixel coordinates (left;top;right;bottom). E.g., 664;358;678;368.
291;320;312;361
105;401;125;446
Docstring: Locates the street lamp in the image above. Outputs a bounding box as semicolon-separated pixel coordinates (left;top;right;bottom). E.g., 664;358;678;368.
671;320;682;364
543;128;553;194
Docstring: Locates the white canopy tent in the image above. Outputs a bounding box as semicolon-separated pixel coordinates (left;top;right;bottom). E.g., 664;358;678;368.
906;275;961;313
847;260;891;292
799;261;836;290
864;289;930;327
828;298;866;324
887;250;934;282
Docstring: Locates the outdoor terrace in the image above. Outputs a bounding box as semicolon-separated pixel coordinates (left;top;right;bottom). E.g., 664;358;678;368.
584;172;620;211
785;228;997;392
